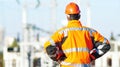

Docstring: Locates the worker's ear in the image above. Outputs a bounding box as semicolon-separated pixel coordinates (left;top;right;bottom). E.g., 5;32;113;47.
67;14;70;17
66;15;70;21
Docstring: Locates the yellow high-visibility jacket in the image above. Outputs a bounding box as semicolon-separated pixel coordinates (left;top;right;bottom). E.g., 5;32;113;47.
44;20;110;67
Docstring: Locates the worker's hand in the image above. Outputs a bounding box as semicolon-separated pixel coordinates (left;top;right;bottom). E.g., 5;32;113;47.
46;45;58;61
90;49;96;61
90;48;103;61
46;45;57;55
46;45;66;61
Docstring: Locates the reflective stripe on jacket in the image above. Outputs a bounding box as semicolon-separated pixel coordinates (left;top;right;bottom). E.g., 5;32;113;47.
44;20;110;66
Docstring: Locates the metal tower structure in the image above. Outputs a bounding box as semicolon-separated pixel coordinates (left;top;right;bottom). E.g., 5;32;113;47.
16;0;56;67
16;0;40;67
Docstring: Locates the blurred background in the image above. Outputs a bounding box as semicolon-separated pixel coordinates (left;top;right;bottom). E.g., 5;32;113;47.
0;0;120;67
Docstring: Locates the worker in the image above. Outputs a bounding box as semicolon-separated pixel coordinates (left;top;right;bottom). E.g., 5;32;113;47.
44;2;111;67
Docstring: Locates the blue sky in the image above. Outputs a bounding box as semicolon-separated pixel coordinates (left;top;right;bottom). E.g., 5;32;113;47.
0;0;120;40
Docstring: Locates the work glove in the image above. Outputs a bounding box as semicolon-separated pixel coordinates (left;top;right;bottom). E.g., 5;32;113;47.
46;45;66;62
90;48;103;61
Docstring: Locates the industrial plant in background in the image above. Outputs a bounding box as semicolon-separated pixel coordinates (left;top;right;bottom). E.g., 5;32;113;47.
2;0;58;67
3;25;59;67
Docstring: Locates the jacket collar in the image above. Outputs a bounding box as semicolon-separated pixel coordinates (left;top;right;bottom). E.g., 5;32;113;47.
67;20;82;27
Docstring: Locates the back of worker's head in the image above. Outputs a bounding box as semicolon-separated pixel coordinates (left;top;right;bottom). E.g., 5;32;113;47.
65;2;81;20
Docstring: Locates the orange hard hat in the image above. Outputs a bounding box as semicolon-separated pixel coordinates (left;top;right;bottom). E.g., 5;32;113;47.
65;2;80;14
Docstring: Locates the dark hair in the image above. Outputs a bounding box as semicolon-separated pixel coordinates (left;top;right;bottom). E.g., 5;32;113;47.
68;14;80;20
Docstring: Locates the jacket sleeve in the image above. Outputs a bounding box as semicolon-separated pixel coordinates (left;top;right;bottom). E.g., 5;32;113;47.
90;30;111;61
44;30;66;61
44;30;64;49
